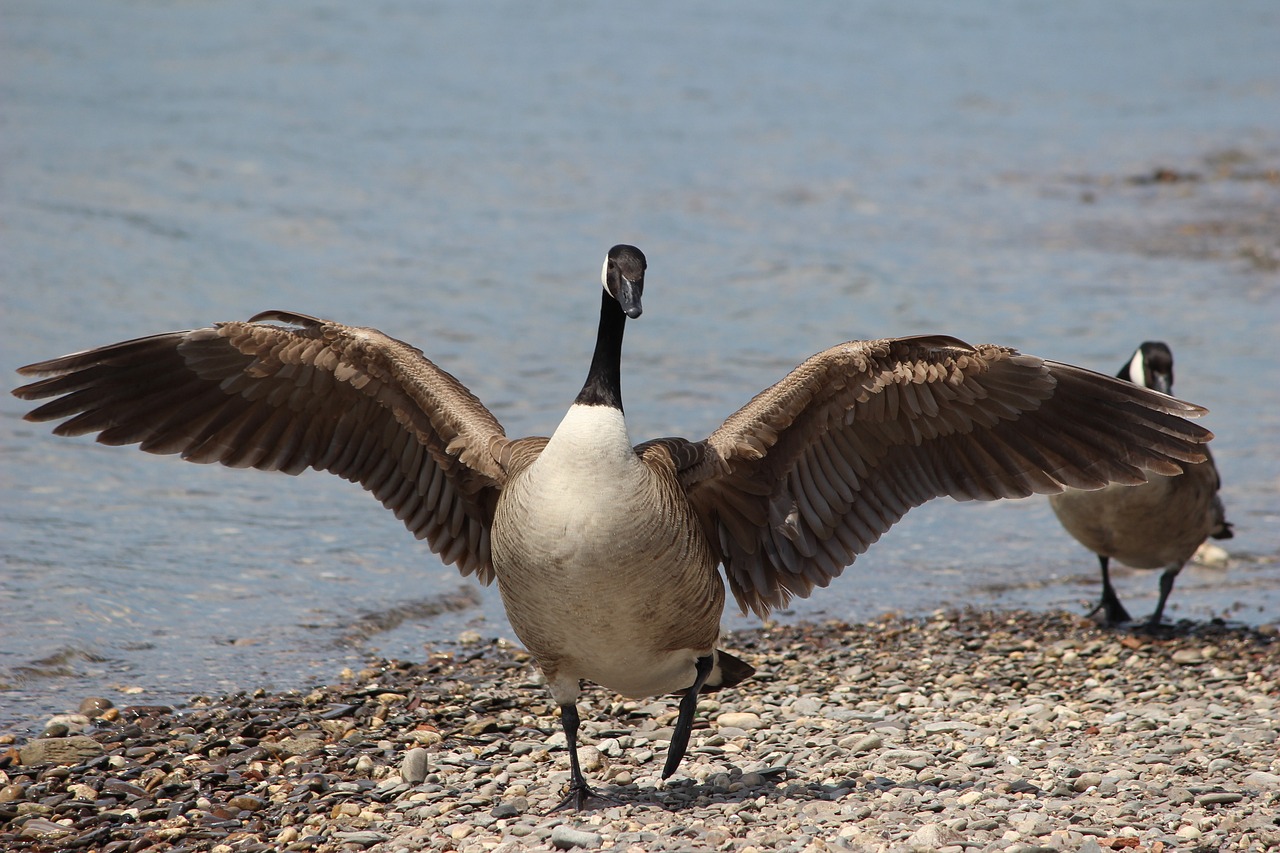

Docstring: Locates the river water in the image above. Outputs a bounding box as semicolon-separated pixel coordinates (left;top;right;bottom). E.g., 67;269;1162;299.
3;1;1278;733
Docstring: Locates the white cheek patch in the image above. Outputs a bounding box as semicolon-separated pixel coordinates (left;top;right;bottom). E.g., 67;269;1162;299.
1126;348;1147;387
601;257;610;291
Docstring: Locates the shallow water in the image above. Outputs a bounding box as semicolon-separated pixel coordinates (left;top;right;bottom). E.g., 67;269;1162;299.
3;1;1278;733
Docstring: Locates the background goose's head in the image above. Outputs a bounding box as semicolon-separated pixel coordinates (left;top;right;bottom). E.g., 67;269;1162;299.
602;244;646;319
1122;341;1174;395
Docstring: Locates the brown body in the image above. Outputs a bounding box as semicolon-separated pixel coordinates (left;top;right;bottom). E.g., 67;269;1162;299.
1050;454;1224;571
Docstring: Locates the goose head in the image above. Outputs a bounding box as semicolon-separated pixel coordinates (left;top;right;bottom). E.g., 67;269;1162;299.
602;244;646;319
1122;341;1174;395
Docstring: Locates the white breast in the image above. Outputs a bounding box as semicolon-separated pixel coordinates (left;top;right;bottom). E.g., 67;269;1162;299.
491;404;722;703
493;403;660;602
525;404;647;523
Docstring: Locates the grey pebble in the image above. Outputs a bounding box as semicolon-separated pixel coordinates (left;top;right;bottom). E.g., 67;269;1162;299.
334;830;389;846
17;818;72;841
843;732;883;753
923;720;974;734
17;735;104;766
876;748;932;766
270;735;325;757
550;824;603;849
908;822;961;847
1072;772;1103;792
77;697;114;718
491;800;523;818
1244;770;1280;787
401;747;430;784
5;611;1274;853
43;714;90;734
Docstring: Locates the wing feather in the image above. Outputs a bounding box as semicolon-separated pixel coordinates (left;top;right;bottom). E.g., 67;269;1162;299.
678;335;1213;617
14;312;512;581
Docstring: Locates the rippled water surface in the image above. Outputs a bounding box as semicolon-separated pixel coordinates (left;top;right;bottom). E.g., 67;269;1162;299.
3;1;1279;732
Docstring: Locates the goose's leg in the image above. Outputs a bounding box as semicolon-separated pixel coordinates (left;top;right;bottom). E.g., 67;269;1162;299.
662;654;714;780
1090;555;1132;625
551;702;611;812
1146;562;1184;629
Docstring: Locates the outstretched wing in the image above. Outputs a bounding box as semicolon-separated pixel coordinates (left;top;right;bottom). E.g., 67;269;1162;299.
14;310;515;582
675;334;1213;617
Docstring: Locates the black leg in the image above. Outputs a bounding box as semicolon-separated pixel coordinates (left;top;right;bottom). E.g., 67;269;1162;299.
551;703;597;812
662;654;714;780
1091;555;1132;625
1147;564;1182;628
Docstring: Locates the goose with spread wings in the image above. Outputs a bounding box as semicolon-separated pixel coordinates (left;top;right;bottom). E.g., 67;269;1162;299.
15;244;1213;809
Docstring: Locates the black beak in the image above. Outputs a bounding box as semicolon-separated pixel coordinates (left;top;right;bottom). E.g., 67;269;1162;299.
617;277;643;319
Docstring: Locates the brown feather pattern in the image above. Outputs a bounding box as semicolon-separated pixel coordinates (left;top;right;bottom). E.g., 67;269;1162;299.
15;312;512;582
669;335;1212;617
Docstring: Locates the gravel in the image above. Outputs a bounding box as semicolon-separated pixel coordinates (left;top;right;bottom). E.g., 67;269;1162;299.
2;608;1277;852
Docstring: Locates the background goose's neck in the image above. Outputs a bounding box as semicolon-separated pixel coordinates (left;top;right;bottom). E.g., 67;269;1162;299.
575;289;627;410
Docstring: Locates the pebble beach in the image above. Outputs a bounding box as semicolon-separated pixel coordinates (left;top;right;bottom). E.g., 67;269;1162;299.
2;609;1277;852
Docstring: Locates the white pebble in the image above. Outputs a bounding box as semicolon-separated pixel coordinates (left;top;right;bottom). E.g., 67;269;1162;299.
550;824;602;849
716;711;765;730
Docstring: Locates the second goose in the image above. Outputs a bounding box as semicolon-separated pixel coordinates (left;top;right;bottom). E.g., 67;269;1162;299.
1050;341;1233;627
15;245;1214;808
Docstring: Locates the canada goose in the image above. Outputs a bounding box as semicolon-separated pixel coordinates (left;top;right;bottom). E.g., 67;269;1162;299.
15;245;1213;809
1049;341;1233;627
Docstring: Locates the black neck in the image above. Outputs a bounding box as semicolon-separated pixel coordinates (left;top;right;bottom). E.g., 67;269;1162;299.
575;289;626;409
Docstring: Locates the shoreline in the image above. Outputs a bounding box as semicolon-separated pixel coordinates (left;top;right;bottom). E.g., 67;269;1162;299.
2;608;1277;852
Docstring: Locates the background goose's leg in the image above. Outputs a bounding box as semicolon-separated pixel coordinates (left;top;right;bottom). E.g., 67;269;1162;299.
1147;563;1185;628
662;655;714;780
1092;555;1133;625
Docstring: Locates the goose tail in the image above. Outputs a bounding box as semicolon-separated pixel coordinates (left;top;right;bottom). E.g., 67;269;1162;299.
1210;495;1234;541
701;649;755;693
